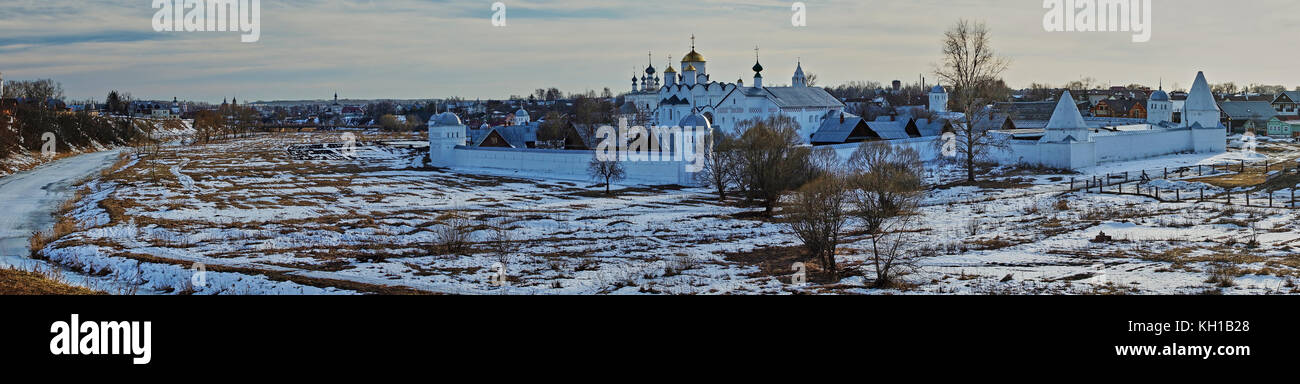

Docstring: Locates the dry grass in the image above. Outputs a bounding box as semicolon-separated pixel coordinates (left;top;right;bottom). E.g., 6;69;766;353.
0;267;104;295
29;216;83;258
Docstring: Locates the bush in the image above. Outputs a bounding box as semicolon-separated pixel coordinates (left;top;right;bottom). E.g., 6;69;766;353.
783;176;850;278
433;210;476;255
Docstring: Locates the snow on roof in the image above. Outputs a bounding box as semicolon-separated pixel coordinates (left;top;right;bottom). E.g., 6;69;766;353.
811;112;871;144
762;87;844;108
1185;71;1219;112
1045;90;1088;130
865;120;912;140
1219;101;1277;122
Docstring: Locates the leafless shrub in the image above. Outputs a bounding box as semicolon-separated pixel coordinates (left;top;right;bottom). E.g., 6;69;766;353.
487;212;522;267
846;142;927;288
695;129;741;202
783;176;850;279
663;254;698;277
1206;261;1238;288
433;209;475;255
966;218;982;237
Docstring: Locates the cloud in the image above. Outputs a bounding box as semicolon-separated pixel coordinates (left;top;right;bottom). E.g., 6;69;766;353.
0;0;1297;102
0;31;172;52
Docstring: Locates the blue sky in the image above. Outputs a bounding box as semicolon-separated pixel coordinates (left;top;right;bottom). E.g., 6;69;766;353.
0;0;1296;103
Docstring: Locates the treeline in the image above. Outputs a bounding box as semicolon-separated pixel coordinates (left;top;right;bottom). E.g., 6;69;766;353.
537;96;616;142
0;103;146;159
191;103;260;143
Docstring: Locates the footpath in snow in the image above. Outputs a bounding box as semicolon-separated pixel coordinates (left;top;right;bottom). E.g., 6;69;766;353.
0;149;125;287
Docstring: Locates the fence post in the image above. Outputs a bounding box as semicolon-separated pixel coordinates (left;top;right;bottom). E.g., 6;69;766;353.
1155;188;1160;201
1176;189;1180;201
1241;159;1246;173
1164;167;1167;179
1269;192;1273;208
1247;193;1250;207
1124;171;1129;182
1198;165;1202;176
1070;178;1075;190
1200;188;1204;202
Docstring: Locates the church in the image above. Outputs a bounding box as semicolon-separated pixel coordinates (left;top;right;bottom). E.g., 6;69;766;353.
624;37;846;143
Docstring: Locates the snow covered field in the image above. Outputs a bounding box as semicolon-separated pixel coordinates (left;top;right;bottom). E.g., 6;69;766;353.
30;132;1300;295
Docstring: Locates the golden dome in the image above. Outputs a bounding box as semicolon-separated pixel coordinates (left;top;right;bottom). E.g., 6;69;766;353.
684;64;697;72
682;50;706;63
664;65;676;73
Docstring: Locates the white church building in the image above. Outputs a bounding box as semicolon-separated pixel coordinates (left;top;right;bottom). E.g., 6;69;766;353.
631;38;845;143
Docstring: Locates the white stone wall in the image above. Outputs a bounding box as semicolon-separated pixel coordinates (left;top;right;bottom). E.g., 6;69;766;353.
1092;129;1194;163
434;146;699;186
985;126;1225;169
822;136;945;164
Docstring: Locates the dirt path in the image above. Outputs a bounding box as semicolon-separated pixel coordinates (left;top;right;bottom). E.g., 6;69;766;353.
0;149;124;285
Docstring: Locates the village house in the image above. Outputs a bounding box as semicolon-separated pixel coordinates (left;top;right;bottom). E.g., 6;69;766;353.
809;110;948;146
1091;98;1147;119
1266;116;1300;138
1219;101;1277;133
1272;91;1300;117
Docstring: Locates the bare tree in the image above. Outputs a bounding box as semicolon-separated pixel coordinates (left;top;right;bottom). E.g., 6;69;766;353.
783;176;850;279
846;142;926;288
696;128;740;201
935;19;1011;183
863;212;923;289
487;212;522;269
1025;83;1055;102
1212;82;1239;95
734;115;814;216
588;153;626;195
3;79;64;102
1064;77;1098;93
808;146;841;177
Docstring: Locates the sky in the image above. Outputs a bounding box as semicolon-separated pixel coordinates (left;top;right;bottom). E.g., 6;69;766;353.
0;0;1296;103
